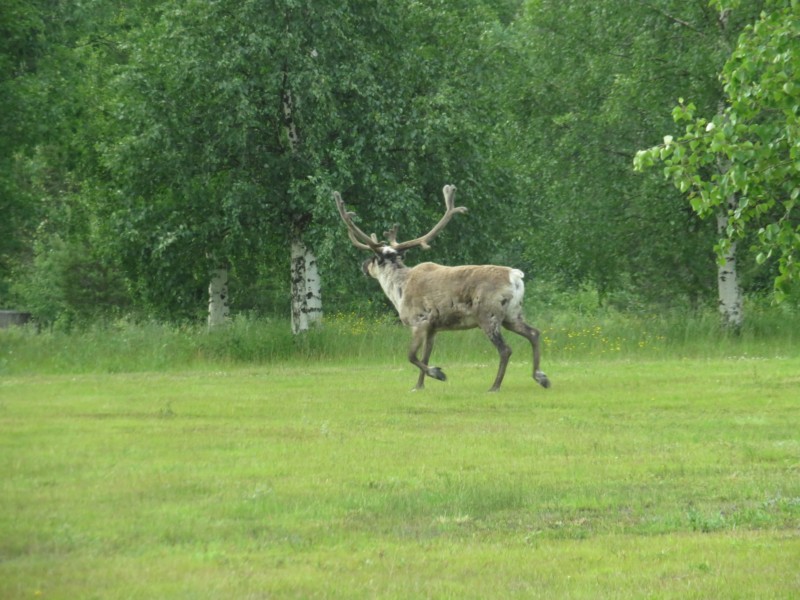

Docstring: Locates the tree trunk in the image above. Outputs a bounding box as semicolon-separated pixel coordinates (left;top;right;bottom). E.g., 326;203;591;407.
711;9;743;330
208;268;230;329
290;237;323;334
283;76;323;334
716;206;743;330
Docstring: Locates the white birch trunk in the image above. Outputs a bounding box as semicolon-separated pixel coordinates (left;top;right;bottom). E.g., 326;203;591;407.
283;79;323;334
716;208;743;329
304;243;323;327
208;268;230;329
290;238;322;334
712;16;743;329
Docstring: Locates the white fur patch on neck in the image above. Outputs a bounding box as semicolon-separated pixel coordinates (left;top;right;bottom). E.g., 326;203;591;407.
374;252;404;312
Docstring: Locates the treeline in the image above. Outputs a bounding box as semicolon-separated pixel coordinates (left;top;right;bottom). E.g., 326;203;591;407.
2;0;797;329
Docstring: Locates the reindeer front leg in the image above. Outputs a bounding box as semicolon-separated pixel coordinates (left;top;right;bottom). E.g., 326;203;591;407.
408;326;445;390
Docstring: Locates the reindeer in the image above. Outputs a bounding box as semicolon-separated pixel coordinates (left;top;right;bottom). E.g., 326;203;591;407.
334;184;551;392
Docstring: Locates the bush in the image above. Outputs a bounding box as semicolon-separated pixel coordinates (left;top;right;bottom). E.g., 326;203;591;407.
10;235;129;329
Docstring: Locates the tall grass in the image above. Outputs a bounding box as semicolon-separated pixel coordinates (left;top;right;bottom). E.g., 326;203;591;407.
542;305;799;360
1;303;798;375
0;313;401;375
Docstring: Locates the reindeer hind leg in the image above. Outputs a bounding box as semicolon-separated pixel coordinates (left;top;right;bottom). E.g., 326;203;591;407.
503;318;551;389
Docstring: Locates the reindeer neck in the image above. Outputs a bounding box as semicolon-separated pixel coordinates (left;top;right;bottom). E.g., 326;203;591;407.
375;263;409;313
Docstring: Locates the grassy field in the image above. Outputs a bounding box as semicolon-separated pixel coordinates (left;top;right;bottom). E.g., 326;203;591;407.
2;318;799;599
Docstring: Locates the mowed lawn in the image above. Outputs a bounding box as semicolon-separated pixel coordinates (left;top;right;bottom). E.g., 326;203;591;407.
1;356;799;598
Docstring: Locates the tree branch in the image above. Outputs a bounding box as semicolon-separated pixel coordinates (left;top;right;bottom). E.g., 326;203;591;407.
644;3;705;35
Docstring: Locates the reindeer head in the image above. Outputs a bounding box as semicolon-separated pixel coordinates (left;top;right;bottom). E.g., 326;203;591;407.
361;246;404;278
334;184;467;279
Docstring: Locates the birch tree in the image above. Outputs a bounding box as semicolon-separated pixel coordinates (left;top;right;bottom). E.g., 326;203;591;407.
635;1;799;314
207;268;230;329
94;1;361;324
279;25;321;334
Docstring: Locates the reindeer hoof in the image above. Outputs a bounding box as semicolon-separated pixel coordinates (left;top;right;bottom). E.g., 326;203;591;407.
535;371;551;389
428;367;447;382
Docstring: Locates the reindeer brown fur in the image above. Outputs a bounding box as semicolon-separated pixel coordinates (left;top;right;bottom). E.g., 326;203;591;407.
334;185;550;392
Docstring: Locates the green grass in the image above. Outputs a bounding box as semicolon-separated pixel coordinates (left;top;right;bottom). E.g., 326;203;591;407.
1;346;799;597
2;304;799;375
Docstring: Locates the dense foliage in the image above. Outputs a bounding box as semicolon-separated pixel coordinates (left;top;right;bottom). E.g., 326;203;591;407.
636;0;800;300
2;0;797;326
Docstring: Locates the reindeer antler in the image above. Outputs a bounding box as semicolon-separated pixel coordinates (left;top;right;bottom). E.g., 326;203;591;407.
391;185;467;252
334;185;467;253
333;191;383;252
